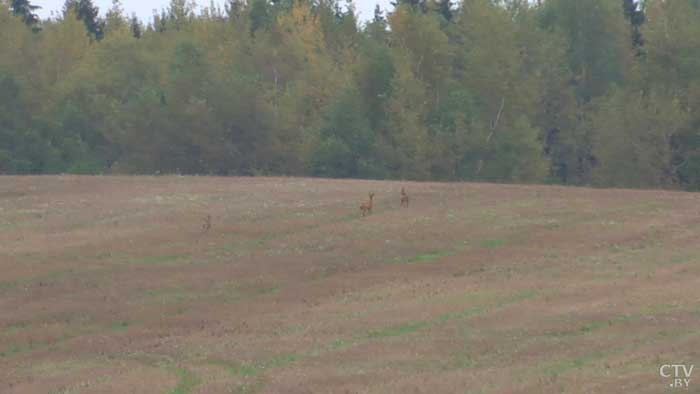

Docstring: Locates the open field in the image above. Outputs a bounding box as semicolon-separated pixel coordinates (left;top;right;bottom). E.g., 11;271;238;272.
1;175;699;394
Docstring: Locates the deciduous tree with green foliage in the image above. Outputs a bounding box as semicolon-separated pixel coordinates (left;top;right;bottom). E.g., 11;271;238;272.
2;0;700;190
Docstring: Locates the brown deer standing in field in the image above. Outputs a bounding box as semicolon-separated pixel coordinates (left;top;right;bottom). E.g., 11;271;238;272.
400;187;409;208
202;214;212;233
360;193;375;216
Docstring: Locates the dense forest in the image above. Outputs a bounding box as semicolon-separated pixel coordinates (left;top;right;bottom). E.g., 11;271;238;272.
2;0;700;189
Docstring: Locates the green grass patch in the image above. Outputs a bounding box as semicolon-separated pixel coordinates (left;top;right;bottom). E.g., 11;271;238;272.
339;290;538;349
0;268;82;294
480;239;507;249
211;353;299;378
168;368;200;394
267;354;298;368
227;362;260;377
255;285;279;295
238;210;365;250
0;345;22;358
0;332;74;359
389;250;454;265
0;280;19;291
211;289;539;380
366;322;430;339
446;353;475;370
230;380;265;394
3;321;30;335
110;321;131;332
142;288;192;304
543;350;605;377
524;318;700;381
140;281;279;307
440;290;537;323
438;305;490;323
545;313;635;338
668;255;700;265
412;251;453;264
328;339;353;350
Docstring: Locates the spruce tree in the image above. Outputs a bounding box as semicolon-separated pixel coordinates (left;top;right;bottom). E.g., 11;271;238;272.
435;0;452;22
373;4;384;23
248;0;270;35
10;0;40;28
63;0;105;40
226;0;245;20
391;0;427;13
622;0;645;49
130;14;142;38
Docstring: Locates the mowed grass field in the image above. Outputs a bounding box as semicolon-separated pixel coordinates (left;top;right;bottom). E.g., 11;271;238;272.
1;176;699;394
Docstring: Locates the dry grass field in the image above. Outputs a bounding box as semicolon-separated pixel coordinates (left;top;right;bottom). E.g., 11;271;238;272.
1;176;699;394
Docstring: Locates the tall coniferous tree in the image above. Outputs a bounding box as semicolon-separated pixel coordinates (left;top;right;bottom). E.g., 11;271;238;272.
226;0;245;20
10;0;40;28
130;14;142;38
373;4;384;23
366;4;389;40
391;0;427;13
248;0;270;35
63;0;104;39
152;10;169;32
623;0;645;49
435;0;452;22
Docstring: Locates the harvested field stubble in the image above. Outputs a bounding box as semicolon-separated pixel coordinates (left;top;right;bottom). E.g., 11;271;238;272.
0;176;699;393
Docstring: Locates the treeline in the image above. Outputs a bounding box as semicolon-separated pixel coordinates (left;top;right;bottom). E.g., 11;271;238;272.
2;0;700;189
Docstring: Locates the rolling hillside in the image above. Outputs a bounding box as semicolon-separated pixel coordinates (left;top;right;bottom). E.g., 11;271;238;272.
1;176;698;393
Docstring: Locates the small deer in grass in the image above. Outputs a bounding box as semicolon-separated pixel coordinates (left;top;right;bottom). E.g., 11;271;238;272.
360;193;375;216
400;187;409;208
202;214;212;233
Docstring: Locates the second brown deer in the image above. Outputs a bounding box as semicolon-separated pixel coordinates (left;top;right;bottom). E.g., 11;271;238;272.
400;187;409;208
202;214;212;233
360;193;375;216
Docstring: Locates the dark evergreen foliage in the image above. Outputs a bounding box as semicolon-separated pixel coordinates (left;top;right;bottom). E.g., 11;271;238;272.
622;0;645;48
10;0;40;28
63;0;104;39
